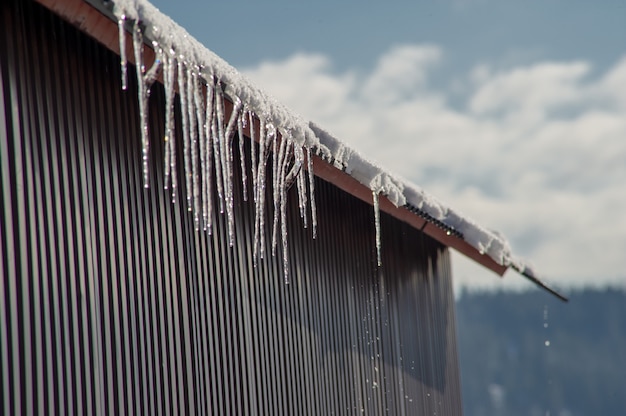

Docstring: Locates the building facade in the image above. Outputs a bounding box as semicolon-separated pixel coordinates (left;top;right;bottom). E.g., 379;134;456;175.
1;1;565;414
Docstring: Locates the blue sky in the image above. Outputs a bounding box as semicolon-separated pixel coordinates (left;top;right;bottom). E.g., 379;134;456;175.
150;0;626;293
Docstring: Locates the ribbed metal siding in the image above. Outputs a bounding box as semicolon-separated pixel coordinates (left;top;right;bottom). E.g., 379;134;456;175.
0;1;462;414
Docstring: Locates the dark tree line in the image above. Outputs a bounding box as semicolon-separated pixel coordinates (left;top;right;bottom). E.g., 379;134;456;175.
455;288;626;416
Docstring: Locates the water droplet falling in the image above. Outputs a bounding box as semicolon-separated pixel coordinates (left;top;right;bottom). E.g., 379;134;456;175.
543;305;550;347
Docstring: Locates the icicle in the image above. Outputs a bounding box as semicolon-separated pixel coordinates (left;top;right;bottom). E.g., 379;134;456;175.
272;135;288;257
187;67;200;227
237;111;248;201
133;22;148;188
373;190;382;267
204;81;215;233
254;119;269;263
211;84;224;215
294;146;308;227
306;146;317;239
284;145;302;191
163;50;177;202
280;141;295;284
118;14;128;90
220;91;243;246
192;70;206;230
177;60;192;209
271;124;278;224
133;21;162;189
249;112;258;207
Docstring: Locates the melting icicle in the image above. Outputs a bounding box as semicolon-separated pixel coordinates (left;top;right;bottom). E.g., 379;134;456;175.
284;139;302;192
249;112;257;207
163;50;177;202
222;94;243;246
295;146;308;228
118;14;128;90
132;21;162;189
177;60;192;209
204;81;215;233
271;124;279;229
306;146;317;239
252;122;262;264
254;119;269;263
237;111;248;201
211;82;224;215
373;190;382;266
272;135;288;257
280;141;294;284
187;67;200;227
133;21;149;188
192;69;207;230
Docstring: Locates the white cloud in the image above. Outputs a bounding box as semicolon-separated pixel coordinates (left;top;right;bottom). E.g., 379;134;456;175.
361;44;442;104
469;61;590;120
242;46;626;293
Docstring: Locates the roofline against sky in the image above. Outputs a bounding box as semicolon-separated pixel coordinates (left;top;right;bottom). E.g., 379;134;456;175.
34;0;568;302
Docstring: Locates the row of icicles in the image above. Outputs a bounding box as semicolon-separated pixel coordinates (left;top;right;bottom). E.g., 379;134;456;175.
118;14;383;281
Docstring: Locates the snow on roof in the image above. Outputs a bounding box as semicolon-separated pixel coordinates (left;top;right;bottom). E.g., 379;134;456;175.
107;0;566;300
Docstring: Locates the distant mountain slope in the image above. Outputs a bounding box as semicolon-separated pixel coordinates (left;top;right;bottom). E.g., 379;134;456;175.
455;288;626;416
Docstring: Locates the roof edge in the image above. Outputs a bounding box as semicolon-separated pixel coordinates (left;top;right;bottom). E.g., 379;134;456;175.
34;0;568;301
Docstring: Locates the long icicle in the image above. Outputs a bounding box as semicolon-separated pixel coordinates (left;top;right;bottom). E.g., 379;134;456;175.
280;141;295;283
249;112;257;207
237;111;248;201
163;50;178;202
187;67;200;227
294;146;308;227
118;13;128;90
306;146;317;239
177;59;192;210
270;125;280;255
272;134;288;257
272;125;278;204
192;70;206;230
204;80;215;233
254;119;269;263
214;83;226;215
373;190;382;267
132;21;162;189
261;123;275;258
222;96;243;246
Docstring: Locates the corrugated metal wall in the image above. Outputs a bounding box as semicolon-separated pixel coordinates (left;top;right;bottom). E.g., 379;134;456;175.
0;1;462;414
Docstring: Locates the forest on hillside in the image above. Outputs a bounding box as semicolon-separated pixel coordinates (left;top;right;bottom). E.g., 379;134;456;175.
455;288;626;416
